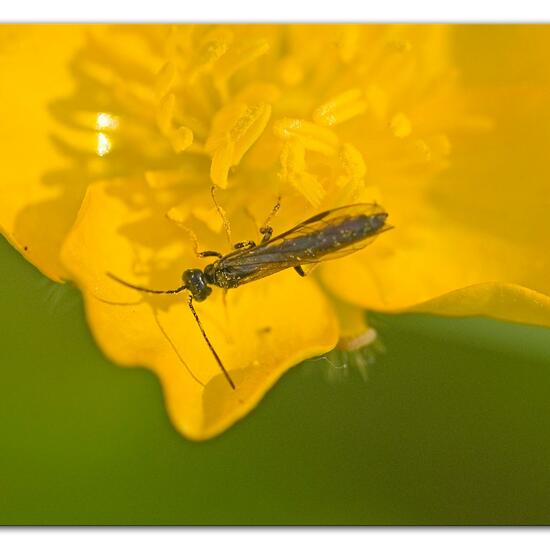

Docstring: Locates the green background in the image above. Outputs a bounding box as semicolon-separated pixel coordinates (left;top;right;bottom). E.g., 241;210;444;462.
1;234;550;525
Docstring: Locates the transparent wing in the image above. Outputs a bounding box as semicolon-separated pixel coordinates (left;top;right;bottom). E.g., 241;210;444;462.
271;203;386;244
219;203;389;283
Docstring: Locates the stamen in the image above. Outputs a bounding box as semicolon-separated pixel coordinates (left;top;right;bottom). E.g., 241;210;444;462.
337;24;361;63
209;142;235;189
365;85;389;120
155;61;177;98
273;118;339;156
188;29;233;83
277;56;303;86
206;102;272;188
338;328;378;352
313;89;367;127
214;39;270;83
157;93;175;135
279;141;326;207
338;143;366;183
170;126;194;153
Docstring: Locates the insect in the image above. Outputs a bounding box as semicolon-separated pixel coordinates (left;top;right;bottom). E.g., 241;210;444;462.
108;201;391;390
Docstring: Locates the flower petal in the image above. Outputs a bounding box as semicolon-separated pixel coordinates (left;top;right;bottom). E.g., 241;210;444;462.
61;179;339;439
0;25;85;281
321;81;550;327
7;24;550;440
411;283;550;327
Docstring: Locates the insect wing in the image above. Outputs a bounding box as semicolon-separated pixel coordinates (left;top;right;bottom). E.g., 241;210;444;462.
273;203;386;241
260;202;389;264
220;203;389;278
217;249;304;285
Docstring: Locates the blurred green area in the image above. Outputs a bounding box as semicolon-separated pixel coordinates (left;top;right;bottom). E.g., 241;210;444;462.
1;234;550;525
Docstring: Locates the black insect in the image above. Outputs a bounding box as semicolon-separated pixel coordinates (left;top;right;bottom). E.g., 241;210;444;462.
108;202;391;390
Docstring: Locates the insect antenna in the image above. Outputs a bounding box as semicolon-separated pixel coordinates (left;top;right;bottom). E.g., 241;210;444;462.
107;271;236;390
106;272;187;294
186;294;236;390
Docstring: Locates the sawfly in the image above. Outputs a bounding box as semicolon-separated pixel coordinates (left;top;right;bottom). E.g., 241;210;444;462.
108;201;391;390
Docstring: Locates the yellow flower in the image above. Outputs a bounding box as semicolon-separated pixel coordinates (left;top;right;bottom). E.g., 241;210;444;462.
2;24;550;439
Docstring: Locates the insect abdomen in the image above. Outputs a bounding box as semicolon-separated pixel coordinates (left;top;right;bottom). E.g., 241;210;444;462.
210;210;388;288
275;213;387;258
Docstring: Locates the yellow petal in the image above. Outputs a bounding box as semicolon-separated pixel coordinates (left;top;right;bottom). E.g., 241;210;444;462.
0;25;86;281
321;78;550;328
5;24;550;441
61;179;338;439
410;283;550;327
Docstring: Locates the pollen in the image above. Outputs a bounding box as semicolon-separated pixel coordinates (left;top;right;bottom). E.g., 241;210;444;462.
336;144;366;189
279;140;326;207
188;35;231;84
313;89;367;127
273;118;339;157
206;102;272;188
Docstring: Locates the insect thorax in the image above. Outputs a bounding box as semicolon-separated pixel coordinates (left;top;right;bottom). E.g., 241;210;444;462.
204;262;241;289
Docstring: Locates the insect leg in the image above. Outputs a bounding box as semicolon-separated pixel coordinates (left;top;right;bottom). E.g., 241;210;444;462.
173;223;223;259
186;294;236;390
259;195;282;243
233;240;256;250
210;185;233;249
294;266;306;277
199;250;223;258
259;227;272;243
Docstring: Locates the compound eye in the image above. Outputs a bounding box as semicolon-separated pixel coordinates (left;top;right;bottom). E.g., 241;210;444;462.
196;285;212;302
